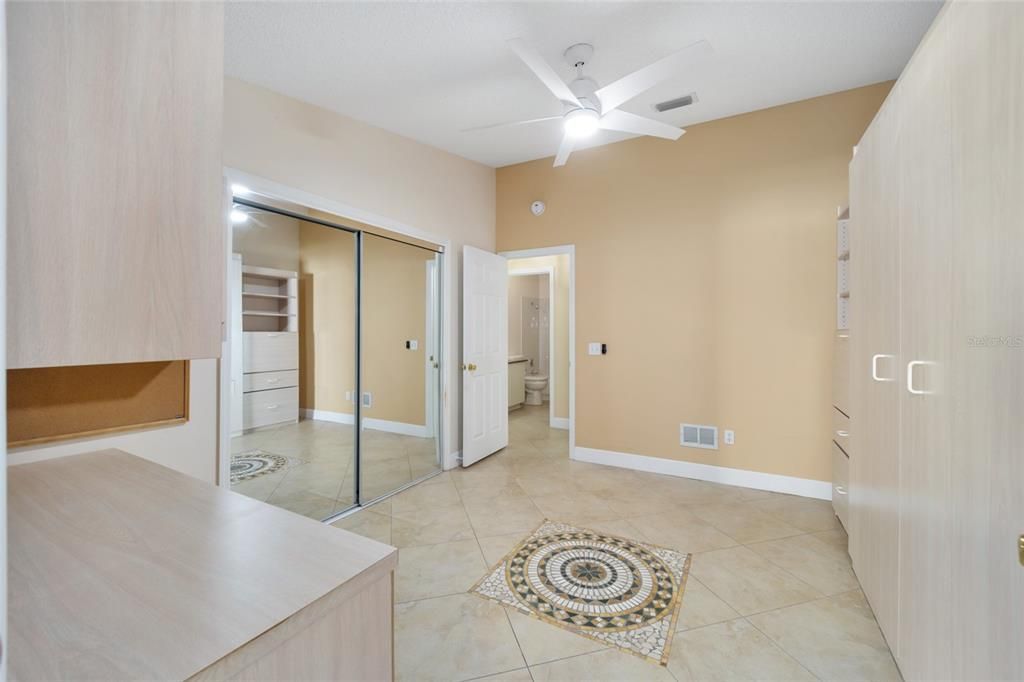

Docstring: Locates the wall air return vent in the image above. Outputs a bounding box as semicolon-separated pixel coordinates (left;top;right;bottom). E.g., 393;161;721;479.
680;423;718;450
654;92;697;113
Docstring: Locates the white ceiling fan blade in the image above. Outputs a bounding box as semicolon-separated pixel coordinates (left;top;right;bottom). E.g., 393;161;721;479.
508;38;581;107
461;115;562;133
595;40;713;113
599;109;685;140
553;135;575;167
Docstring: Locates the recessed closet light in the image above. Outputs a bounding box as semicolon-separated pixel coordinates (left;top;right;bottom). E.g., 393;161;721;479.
230;209;248;224
231;183;250;196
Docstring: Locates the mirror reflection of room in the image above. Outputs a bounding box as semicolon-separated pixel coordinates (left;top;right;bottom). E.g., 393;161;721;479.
360;234;442;501
227;202;443;521
229;205;358;520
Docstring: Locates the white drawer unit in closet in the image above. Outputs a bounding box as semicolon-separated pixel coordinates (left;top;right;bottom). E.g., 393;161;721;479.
243;369;299;393
243;332;298;374
243;387;300;430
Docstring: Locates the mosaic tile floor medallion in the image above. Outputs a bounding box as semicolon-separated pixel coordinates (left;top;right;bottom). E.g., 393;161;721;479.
230;450;303;484
471;520;691;666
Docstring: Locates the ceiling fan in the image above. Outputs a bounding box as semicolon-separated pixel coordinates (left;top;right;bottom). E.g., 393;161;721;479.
466;39;713;167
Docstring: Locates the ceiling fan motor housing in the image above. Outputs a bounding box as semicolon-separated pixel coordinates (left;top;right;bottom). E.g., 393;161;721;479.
568;77;600;113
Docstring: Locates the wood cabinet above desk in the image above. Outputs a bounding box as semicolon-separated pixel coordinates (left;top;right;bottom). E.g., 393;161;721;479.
6;2;225;368
8;450;397;681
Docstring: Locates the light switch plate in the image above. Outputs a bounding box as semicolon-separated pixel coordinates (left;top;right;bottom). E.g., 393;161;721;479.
724;429;735;445
407;339;419;350
588;342;602;356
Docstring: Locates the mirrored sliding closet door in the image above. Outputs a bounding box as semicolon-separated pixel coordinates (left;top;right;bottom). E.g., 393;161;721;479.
227;196;442;521
229;202;359;520
360;233;443;502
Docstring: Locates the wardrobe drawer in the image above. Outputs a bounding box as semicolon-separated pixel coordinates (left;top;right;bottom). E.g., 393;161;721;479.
831;441;849;530
243;387;298;430
243;332;298;373
832;331;851;415
832;407;851;455
244;370;299;393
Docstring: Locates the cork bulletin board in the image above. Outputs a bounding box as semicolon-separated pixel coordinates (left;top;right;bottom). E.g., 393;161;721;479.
7;361;189;447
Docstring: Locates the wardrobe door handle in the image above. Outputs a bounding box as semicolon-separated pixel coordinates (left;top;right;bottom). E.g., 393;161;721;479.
906;360;937;395
872;354;895;382
835;486;848;496
835;430;849;438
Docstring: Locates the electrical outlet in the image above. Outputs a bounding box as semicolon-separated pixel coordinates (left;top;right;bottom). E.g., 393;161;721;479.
724;429;735;445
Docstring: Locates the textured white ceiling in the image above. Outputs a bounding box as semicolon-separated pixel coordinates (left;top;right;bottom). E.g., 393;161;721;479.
225;1;941;168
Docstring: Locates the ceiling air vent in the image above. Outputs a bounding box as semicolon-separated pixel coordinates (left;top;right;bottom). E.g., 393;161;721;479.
680;423;718;450
654;92;697;113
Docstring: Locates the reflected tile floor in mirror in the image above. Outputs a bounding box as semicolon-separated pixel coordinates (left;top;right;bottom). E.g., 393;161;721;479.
331;405;900;682
230;417;439;520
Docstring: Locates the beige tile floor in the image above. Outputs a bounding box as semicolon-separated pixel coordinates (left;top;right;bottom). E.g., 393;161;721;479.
332;405;901;681
231;417;440;520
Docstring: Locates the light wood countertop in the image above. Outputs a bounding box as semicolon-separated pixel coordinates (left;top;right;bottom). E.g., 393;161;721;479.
8;449;398;681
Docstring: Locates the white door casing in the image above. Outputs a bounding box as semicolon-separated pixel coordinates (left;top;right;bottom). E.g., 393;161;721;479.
462;245;508;466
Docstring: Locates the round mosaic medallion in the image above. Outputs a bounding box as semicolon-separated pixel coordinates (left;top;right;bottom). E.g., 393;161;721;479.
505;529;678;631
230;451;290;483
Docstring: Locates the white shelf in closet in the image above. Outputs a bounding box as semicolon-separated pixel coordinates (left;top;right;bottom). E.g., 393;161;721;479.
234;258;301;431
242;292;295;300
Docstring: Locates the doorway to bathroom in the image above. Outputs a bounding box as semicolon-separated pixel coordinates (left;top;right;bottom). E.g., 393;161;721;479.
501;246;575;454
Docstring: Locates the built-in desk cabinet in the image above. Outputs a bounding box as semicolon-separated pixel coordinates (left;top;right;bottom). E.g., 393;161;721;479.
6;1;225;368
8;451;397;681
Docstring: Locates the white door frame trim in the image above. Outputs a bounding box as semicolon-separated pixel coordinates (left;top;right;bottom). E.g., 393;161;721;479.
507;266;555;426
500;245;576;457
219;168;455;487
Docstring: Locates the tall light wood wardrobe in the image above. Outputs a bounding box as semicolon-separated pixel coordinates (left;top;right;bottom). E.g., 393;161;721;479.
848;2;1023;679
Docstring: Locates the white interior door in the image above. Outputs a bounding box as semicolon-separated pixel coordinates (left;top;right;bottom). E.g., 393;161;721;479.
462;245;508;466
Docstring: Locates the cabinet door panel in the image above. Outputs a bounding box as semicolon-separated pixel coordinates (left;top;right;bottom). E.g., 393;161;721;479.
947;2;1024;678
848;96;901;654
7;2;225;367
895;14;954;679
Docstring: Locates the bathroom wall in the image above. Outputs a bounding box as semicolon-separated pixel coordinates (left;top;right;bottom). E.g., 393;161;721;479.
508;256;570;422
497;82;891;483
508;274;544;368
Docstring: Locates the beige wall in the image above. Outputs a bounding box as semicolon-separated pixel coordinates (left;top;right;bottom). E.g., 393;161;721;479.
233;210;300;272
297;220;358;415
497;83;891;482
362;235;433;427
224;78;495;462
508;255;570;420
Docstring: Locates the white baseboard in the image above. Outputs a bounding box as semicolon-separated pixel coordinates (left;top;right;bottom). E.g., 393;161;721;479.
300;409;429;438
301;408;354;425
550;417;570;430
445;450;461;471
363;417;430;438
573;446;832;500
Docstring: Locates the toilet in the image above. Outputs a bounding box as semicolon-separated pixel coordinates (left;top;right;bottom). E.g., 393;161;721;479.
524;374;548;406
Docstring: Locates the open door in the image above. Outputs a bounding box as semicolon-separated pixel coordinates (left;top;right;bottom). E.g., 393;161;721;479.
462;245;508;466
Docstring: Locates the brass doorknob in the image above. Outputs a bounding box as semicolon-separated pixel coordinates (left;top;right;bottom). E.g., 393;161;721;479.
467;363;477;371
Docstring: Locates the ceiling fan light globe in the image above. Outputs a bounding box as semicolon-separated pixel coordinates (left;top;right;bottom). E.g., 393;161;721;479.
563;108;600;138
